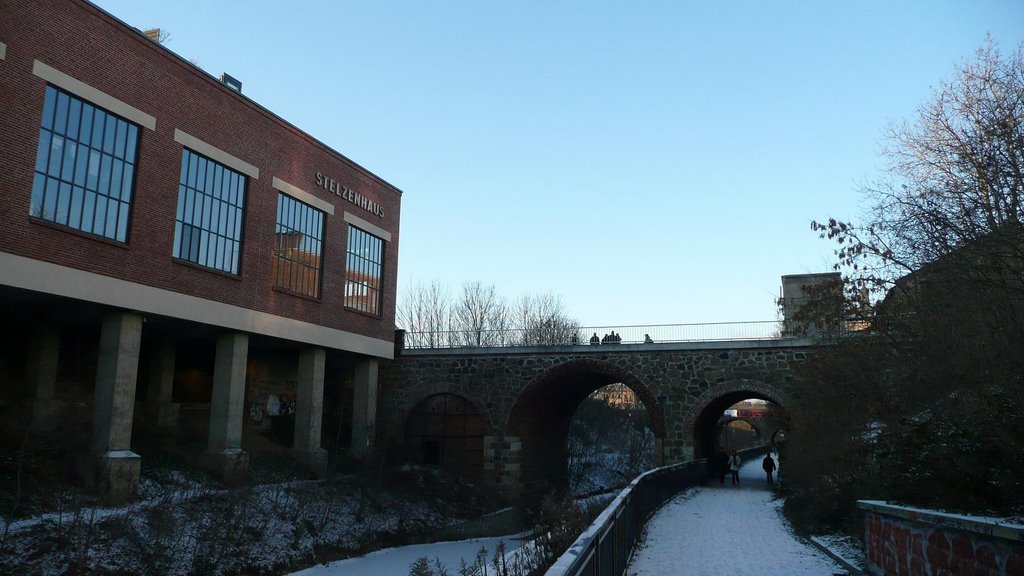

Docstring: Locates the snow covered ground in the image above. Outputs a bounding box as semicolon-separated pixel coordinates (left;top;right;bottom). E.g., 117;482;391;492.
628;455;849;576
290;534;529;575
287;455;855;576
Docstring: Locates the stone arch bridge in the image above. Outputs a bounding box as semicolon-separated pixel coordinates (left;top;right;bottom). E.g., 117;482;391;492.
378;337;816;501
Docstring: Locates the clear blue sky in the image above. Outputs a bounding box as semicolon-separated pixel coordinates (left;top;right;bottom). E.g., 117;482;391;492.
94;0;1023;327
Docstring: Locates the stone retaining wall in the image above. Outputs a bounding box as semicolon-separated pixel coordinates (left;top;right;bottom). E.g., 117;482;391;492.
859;500;1024;575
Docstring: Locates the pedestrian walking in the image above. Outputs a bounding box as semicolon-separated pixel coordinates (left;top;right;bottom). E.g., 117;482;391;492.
715;447;730;485
729;450;741;484
762;452;777;484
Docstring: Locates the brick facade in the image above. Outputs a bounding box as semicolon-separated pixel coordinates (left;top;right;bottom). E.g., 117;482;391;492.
0;0;401;344
0;0;400;498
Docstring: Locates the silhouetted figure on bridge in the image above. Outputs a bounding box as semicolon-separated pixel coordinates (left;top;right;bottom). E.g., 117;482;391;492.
715;447;730;485
762;452;777;484
644;333;654;344
590;332;600;345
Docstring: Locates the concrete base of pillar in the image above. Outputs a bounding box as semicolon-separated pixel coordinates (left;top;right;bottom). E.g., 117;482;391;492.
291;448;329;477
95;451;140;505
29;399;61;431
200;449;249;485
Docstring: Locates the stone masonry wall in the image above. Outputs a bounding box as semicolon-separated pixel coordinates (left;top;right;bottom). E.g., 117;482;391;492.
378;342;811;494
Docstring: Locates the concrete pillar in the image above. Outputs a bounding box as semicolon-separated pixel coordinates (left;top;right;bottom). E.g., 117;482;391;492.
27;322;61;431
483;435;522;501
654;438;666;467
90;312;143;504
200;332;249;484
146;337;179;427
292;347;328;474
350;358;378;459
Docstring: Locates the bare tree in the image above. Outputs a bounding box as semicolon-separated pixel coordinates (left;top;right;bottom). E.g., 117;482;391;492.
399;281;580;348
511;292;580;346
450;281;509;347
396;280;451;349
788;40;1024;531
813;39;1024;301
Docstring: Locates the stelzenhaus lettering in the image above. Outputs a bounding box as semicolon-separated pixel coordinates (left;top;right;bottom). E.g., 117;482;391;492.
315;172;385;217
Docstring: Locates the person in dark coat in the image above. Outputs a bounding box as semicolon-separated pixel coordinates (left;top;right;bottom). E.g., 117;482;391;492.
714;447;730;485
762;452;777;484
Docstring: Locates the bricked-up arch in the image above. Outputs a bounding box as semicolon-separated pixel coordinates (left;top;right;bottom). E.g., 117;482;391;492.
684;380;788;460
506;359;663;501
405;393;488;481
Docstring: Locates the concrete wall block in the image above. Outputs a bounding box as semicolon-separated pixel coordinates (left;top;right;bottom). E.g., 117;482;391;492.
200;448;249;486
95;450;140;505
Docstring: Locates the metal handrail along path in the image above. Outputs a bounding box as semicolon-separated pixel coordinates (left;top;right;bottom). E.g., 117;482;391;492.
544;446;768;576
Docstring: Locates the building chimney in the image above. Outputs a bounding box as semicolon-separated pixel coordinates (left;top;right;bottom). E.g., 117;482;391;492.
219;73;242;93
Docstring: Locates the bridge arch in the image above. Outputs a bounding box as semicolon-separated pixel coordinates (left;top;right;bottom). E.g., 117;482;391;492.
716;416;763;449
505;359;663;501
682;379;789;460
403;392;491;481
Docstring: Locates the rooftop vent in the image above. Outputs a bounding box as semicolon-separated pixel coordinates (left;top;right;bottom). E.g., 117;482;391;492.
219;72;242;93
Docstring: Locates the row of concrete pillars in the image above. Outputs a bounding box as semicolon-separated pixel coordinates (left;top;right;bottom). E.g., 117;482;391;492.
26;311;378;503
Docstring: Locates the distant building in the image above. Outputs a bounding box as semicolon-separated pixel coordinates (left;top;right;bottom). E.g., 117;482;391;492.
593;383;640;409
0;0;402;502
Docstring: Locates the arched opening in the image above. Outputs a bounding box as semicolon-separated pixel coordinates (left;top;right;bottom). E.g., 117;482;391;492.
717;418;761;451
567;383;656;496
404;393;486;481
689;386;789;461
506;360;662;503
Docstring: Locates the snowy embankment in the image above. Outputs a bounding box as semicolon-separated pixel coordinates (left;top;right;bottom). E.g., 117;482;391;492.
0;469;489;575
290;533;530;575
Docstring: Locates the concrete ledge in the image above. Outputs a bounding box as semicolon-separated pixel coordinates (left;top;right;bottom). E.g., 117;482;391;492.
809;536;865;575
858;500;1024;542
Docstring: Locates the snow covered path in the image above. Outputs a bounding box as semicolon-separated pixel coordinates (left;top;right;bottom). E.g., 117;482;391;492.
628;455;847;576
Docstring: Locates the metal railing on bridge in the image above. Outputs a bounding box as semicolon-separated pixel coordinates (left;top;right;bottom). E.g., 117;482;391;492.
401;321;785;350
544;446;768;576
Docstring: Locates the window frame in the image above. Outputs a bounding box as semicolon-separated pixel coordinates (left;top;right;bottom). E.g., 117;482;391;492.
29;84;141;243
344;224;385;316
273;191;326;299
172;147;248;275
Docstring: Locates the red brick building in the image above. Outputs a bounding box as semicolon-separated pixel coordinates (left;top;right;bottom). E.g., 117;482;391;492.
0;0;402;501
